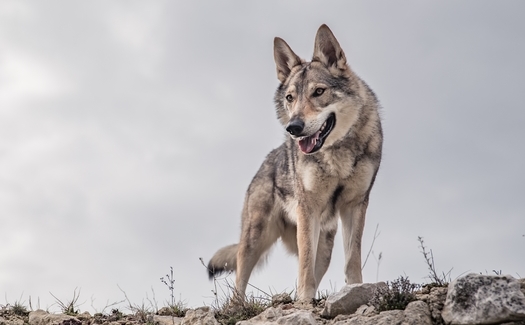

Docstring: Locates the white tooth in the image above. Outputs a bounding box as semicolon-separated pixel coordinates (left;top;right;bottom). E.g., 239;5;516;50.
320;121;327;132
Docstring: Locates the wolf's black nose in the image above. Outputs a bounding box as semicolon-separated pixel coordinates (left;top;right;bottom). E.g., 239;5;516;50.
286;119;305;136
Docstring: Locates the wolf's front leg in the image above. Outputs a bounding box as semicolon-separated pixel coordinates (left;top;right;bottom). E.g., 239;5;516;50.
340;200;368;284
296;205;321;301
314;229;336;289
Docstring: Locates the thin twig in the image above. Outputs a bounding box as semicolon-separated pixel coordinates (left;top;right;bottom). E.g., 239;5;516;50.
362;223;381;270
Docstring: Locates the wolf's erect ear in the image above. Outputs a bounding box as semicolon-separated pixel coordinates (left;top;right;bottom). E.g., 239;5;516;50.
312;24;347;71
274;37;302;83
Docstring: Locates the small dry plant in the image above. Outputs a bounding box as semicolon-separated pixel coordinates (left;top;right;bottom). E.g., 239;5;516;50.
160;266;186;317
418;236;452;286
49;288;82;315
89;295;125;315
117;285;154;323
2;294;30;316
362;223;383;282
12;301;29;316
199;257;270;325
370;276;420;312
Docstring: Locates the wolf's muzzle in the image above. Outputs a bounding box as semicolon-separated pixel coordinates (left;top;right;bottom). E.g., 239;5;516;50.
286;119;305;136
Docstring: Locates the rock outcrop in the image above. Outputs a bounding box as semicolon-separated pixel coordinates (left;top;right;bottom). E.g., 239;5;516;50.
321;282;387;318
181;307;218;325
416;285;448;324
237;307;317;325
2;274;525;325
442;273;525;325
332;300;432;325
29;310;81;325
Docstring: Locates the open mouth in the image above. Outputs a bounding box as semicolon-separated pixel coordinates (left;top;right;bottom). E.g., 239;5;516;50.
298;113;336;154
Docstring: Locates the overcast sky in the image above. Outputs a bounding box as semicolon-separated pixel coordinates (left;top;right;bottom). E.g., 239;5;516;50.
1;0;524;312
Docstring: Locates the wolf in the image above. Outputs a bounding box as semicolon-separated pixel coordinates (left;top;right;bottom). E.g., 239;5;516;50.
208;24;383;301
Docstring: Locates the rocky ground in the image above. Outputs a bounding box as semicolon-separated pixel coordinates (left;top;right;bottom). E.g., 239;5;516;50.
2;274;525;325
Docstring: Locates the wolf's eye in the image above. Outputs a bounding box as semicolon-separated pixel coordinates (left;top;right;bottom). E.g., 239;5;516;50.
313;88;325;97
285;94;293;102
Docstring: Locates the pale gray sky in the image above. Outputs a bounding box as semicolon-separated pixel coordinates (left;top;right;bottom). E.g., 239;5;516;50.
1;0;524;311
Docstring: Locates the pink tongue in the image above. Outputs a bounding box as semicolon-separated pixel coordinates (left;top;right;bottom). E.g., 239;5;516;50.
298;130;321;153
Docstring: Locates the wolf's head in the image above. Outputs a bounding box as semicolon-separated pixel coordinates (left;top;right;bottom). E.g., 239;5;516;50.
274;24;366;155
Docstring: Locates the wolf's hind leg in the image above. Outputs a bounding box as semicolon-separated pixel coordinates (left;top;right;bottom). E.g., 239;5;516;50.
235;209;279;299
280;221;298;255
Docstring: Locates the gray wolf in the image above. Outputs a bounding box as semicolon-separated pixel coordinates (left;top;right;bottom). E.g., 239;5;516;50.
207;24;383;301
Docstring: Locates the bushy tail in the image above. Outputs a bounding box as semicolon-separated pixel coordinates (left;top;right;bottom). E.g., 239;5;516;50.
207;243;238;280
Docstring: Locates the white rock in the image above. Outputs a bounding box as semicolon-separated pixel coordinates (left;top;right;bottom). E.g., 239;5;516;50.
403;301;432;325
154;314;183;325
275;310;316;325
181;307;219;325
340;309;404;325
1;315;26;325
237;307;316;325
332;301;431;325
354;304;376;316
28;310;81;325
442;273;525;325
237;306;283;324
322;282;387;318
